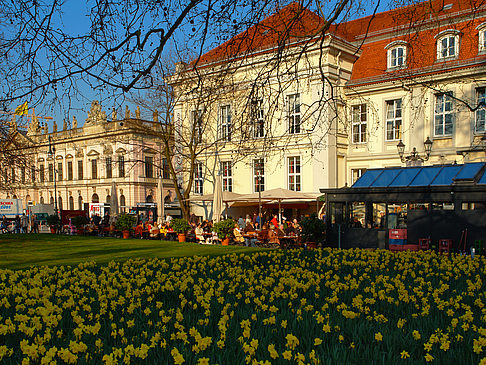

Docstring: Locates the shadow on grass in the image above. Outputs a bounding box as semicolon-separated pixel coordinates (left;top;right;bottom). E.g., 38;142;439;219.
0;234;266;270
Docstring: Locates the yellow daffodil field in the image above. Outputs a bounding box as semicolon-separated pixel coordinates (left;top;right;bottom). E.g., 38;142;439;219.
1;248;485;364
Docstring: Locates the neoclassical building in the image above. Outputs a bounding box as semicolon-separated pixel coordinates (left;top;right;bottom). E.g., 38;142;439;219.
2;101;173;213
170;0;486;220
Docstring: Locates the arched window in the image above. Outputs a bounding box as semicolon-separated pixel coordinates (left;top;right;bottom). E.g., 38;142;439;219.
50;197;54;205
120;195;126;213
58;196;63;210
106;195;111;203
69;196;74;210
78;195;83;210
13;195;17;199
146;195;153;203
40;196;44;204
385;41;407;69
92;193;99;203
436;29;460;60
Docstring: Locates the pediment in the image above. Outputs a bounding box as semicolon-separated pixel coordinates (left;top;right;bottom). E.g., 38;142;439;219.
87;149;100;157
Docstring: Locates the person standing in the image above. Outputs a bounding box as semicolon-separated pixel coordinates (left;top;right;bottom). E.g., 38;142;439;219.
20;213;29;233
14;215;21;233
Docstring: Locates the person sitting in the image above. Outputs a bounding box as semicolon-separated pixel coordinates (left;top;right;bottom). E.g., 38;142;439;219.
257;224;270;245
284;222;297;236
195;223;205;244
233;223;245;245
243;221;257;247
270;214;279;229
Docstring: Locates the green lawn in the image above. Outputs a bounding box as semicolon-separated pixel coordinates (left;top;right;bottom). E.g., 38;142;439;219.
0;234;263;270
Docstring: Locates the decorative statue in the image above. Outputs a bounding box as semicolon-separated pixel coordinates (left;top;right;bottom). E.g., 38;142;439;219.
52;120;57;133
112;108;117;121
125;105;130;119
86;100;107;124
135;106;141;119
153;109;159;123
63;119;67;131
73;116;77;129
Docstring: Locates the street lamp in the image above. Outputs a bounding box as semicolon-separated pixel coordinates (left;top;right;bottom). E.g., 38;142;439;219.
256;169;262;229
397;137;433;166
47;136;58;217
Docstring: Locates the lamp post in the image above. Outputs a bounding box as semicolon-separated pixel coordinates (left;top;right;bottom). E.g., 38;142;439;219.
47;136;58;217
397;137;433;166
256;169;262;229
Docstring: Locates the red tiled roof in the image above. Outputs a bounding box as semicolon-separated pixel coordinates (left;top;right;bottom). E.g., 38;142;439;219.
337;0;486;82
192;2;325;66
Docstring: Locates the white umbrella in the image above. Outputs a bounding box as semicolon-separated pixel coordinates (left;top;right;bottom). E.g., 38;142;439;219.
232;188;320;223
157;175;165;225
109;181;119;224
212;175;223;223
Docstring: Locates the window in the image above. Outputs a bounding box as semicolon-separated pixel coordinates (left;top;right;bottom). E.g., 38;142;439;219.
436;31;460;59
91;159;97;179
476;87;486;133
77;160;83;180
221;161;232;192
57;162;63;181
352;104;367;143
352;168;366;184
251;99;264;138
40;165;44;183
162;158;170;179
288;157;301;191
220;105;232;141
118;156;125;177
288;93;301;134
21;167;25;184
194;163;203;194
11;168;15;183
67;161;73;181
385;99;402;141
386;44;406;69
145;156;154;178
78;195;83;210
48;163;54;182
479;28;486;53
31;167;35;183
192;110;203;143
106;157;112;179
69;196;74;210
434;93;454;136
253;159;265;192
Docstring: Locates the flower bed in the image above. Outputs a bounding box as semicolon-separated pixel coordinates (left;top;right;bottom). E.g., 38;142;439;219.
0;249;485;364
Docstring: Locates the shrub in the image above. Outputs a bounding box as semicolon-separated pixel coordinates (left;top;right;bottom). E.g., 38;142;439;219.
115;214;137;232
170;218;191;234
213;218;235;240
300;213;326;243
71;215;88;229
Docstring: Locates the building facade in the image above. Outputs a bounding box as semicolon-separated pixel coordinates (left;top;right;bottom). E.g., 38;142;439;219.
170;0;486;220
1;101;174;214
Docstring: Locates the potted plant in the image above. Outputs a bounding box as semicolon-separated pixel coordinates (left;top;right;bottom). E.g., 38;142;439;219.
46;214;61;234
115;214;137;239
213;219;235;246
300;213;326;248
170;218;191;242
71;215;88;235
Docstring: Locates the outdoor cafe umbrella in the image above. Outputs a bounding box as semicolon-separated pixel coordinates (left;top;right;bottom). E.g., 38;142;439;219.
109;181;119;224
157;175;164;225
212;174;223;223
232;188;319;223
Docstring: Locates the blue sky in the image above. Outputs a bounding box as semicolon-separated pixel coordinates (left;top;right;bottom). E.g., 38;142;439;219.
16;0;395;130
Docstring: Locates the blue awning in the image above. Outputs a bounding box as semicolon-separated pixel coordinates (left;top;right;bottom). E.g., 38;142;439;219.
353;163;486;188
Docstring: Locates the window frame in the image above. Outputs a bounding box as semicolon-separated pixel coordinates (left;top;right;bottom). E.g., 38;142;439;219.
193;162;203;194
435;30;460;60
251;99;265;138
118;155;125;178
221;161;233;192
105;157;112;179
475;87;486;134
192;109;203;143
351;104;367;144
253;159;265;193
385;41;408;69
288;156;301;192
288;93;301;134
57;162;63;181
385;99;402;141
144;156;154;178
67;161;73;181
219;105;232;141
352;168;367;184
77;160;83;180
434;92;454;137
91;159;97;180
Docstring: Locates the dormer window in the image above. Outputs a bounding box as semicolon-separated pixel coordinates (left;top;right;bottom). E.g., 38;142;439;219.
435;30;460;60
477;23;486;53
385;41;407;69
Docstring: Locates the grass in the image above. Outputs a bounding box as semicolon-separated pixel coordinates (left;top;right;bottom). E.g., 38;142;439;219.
0;234;264;270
